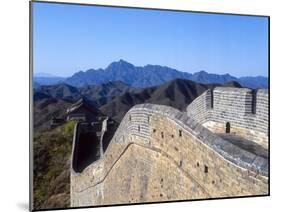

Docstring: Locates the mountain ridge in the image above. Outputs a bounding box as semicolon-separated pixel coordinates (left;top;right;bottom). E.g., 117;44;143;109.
33;78;243;129
34;59;268;89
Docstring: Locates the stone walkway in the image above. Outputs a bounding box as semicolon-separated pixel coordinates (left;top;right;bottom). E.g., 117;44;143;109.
216;133;268;159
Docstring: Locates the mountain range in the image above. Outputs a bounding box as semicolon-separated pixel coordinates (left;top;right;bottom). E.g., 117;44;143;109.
34;60;268;89
34;78;242;130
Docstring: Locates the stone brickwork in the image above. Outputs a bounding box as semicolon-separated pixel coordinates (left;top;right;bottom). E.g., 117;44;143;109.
71;101;268;207
186;88;269;148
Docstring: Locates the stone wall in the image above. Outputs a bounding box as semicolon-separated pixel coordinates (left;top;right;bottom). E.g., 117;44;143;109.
185;89;212;124
186;88;269;148
71;104;268;207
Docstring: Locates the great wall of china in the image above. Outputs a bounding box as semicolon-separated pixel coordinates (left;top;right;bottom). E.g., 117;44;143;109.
70;87;269;207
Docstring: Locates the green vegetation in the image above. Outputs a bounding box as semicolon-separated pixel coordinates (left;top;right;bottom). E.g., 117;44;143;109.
64;120;76;136
33;121;76;209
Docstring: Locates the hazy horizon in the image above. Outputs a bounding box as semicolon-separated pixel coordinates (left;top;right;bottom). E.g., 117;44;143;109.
33;2;269;78
33;59;268;79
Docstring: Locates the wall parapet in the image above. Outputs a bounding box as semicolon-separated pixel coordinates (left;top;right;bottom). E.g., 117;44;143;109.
80;103;268;177
186;87;269;147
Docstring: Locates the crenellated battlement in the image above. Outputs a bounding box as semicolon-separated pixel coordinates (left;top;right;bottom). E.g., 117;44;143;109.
186;87;268;147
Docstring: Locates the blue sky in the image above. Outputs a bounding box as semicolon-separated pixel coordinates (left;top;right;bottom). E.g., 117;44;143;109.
33;2;268;77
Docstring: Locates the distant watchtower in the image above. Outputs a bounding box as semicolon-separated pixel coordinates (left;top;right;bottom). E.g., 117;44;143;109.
66;98;101;122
